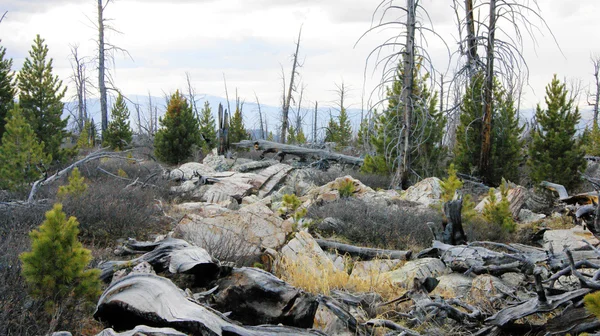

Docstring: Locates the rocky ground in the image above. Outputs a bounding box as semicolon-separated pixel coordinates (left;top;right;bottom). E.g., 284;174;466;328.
50;152;600;335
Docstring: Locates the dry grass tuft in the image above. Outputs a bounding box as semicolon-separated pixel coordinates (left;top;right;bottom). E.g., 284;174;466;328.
275;255;405;301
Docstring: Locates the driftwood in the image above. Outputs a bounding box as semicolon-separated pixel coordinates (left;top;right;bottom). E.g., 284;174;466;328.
315;239;412;260
94;273;324;336
212;267;318;328
233;140;364;166
99;238;219;283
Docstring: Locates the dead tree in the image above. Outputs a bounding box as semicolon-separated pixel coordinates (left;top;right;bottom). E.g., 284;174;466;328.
255;92;265;139
96;0;131;138
313;101;318;143
479;0;496;182
217;103;229;155
186;72;203;121
589;56;600;126
68;45;92;133
281;27;303;144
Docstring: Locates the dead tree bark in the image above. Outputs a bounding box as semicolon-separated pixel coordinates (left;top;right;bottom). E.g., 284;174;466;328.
69;45;90;133
591;56;600;126
315;239;412;260
218;103;229;155
443;199;467;245
234;140;363;165
479;0;496;183
97;0;108;135
255;92;264;139
465;0;479;78
392;0;417;189
313;101;318;143
281;27;302;144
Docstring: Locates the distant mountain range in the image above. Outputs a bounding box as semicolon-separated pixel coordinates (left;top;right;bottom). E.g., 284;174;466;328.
62;94;365;141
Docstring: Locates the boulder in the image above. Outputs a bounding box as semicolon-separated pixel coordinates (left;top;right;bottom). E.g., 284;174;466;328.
176;202;293;254
280;231;345;274
430;273;473;299
385;258;450;288
168;162;215;181
518;209;546;224
212;267;318;328
202;154;231;172
471;274;514;296
307;176;375;204
313;304;354;336
401;177;442;207
543;226;600;251
475;186;527;218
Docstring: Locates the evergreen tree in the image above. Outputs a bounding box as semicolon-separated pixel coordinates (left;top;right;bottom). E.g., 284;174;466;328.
0;41;15;142
582;123;600;156
336;108;352;147
529;75;586;190
0;105;50;191
76;120;94;150
154;91;201;164
57;167;88;200
103;94;132;150
17;35;68;162
362;64;446;182
454;74;523;185
267;131;274;141
324;114;339;143
287;126;297;144
229;104;248;143
198;101;217;151
297;127;306;144
20;203;101;308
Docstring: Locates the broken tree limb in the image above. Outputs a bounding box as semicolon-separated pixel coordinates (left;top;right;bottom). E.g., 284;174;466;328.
442;199;467;245
314;239;412;260
233;140;364;166
363;319;421;336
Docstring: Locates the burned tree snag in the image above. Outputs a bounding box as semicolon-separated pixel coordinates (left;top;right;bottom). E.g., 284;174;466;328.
442;199;467;245
218;103;229;155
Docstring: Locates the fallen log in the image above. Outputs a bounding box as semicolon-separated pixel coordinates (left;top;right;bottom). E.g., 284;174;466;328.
315;239;412;260
94;273;324;336
233;140;364;166
212;267;318;328
95;325;187;336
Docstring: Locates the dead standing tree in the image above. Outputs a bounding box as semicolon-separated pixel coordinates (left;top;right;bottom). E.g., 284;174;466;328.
589;56;600;126
451;0;557;183
280;27;303;144
359;0;445;189
68;45;93;133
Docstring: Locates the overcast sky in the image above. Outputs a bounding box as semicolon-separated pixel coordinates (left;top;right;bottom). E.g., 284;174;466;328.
1;0;600;122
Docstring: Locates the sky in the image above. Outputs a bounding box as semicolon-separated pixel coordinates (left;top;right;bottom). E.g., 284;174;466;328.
1;0;600;126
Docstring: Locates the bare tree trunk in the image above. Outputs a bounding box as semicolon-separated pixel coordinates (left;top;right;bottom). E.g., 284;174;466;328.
186;72;200;120
479;0;496;183
592;57;600;126
281;27;302;144
98;0;108;138
70;45;88;133
313;101;318;143
392;0;416;189
255;93;264;139
465;0;479;78
223;73;231;123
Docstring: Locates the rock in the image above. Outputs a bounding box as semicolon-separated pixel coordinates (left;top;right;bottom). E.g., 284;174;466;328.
430;274;473;299
95;326;187;336
518;209;546;223
176;202;293;253
307;176;374;205
543;226;600;251
313;303;354;336
212;267;318;328
475;186;528;218
131;261;156;275
202;154;231;172
168;162;216;181
500;272;526;287
401;177;442;207
471;274;514;296
51;332;72;336
385;258;450;288
350;259;404;278
242;195;260;205
280;231;345;274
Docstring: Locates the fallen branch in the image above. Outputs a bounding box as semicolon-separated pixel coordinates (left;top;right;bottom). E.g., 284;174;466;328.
315;239;412;260
233;140;364;166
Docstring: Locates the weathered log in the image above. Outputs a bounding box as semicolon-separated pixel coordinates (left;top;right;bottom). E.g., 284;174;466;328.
95;273;324;336
99;238;219;283
233;140;364;166
317;295;368;336
315;239;412;260
540;181;570;200
546;305;600;335
363;319;421;336
95;325;187;336
485;274;591;326
212;267;318;328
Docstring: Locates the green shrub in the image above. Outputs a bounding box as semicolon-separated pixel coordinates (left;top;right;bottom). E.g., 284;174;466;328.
57;167;88;200
585;291;600;319
280;193;307;225
482;179;516;233
336;178;356;198
439;164;477;222
19;203;101;311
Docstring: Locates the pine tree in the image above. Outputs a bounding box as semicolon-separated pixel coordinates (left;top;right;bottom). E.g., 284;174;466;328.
362;64;446;182
154;91;201;164
76;120;94;150
529;75;586;190
0;41;15;142
336;108;353;147
297;127;306;144
103;94;132;150
0;105;50;191
57;167;88;200
267;131;274;141
17;35;68;162
582;123;600;156
324;115;339;143
229;104;248;144
20;203;101;308
287;126;297;144
454;74;523;185
198;101;217;151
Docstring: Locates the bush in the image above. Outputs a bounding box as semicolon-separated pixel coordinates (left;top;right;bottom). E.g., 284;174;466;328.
308;198;439;251
482;179;516;233
20;204;101;309
336;178;356;198
57;167;88;200
280;193;307;224
310;169;391;190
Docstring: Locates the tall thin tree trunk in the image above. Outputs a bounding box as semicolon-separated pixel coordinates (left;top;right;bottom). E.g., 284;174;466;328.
479;0;496;183
255;93;264;139
281;28;302;144
465;0;479;79
313;101;318;143
98;0;108;137
593;58;600;126
393;0;416;189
